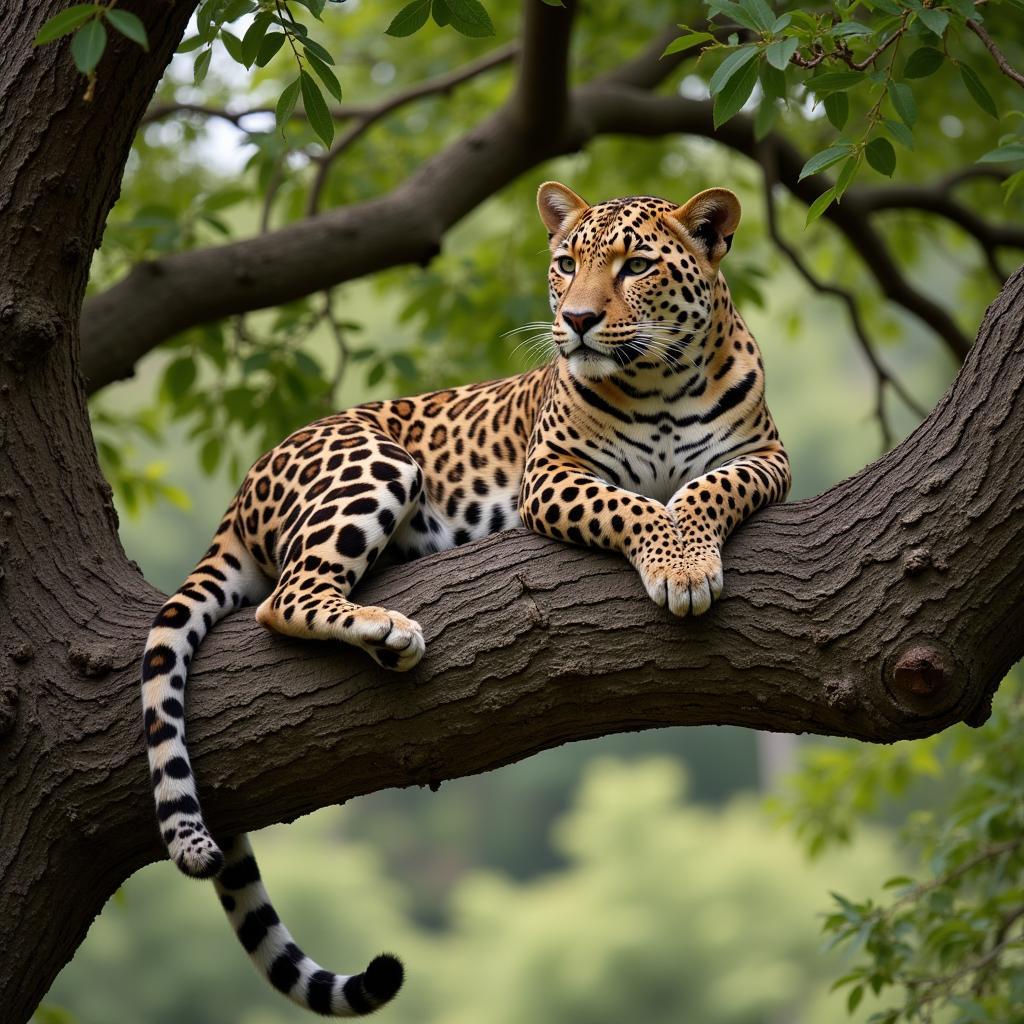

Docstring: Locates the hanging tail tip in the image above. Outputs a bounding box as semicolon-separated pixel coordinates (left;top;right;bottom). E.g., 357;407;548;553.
343;953;404;1014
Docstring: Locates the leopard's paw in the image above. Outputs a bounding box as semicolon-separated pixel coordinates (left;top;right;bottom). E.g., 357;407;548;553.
637;545;723;618
342;605;425;671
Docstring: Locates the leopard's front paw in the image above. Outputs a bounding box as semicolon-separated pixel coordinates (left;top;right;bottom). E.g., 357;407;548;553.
636;544;723;617
343;606;426;671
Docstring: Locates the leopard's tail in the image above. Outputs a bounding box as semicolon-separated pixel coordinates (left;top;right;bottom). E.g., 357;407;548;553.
214;833;404;1015
142;510;405;1015
142;509;268;878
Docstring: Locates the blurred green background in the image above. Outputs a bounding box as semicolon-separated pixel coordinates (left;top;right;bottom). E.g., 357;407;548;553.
38;0;1024;1021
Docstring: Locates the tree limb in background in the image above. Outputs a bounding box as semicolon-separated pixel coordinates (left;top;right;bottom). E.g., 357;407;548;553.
854;176;1024;284
305;41;518;215
82;20;989;391
758;140;928;451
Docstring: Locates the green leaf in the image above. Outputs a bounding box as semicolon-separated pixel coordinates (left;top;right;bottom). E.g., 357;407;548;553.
917;7;949;36
889;80;917;126
220;29;244;63
34;5;98;46
176;35;205;52
300;69;335;147
883;117;914;149
738;0;775;33
305;49;342;100
848;985;864;1014
275;76;301;130
766;37;797;71
712;56;759;128
104;9;148;50
292;0;327;16
807;70;862;95
799;144;853;180
662;31;714;57
200;437;221;475
904;46;944;79
865;137;896;176
1002;167;1024;202
255;31;285;67
240;13;272;68
541;0;565;5
805;187;836;225
193;47;212;86
432;0;450;26
831;21;873;36
754;98;779;140
706;0;762;32
759;61;786;103
960;63;998;118
824;92;848;130
834;155;859;199
392;352;417;376
442;0;495;37
70;18;107;74
386;0;431;36
299;34;335;64
708;45;760;97
367;360;386;387
203;187;250;211
977;144;1024;163
163;357;197;400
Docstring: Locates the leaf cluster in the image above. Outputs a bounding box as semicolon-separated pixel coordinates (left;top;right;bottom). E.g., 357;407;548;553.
665;0;1024;223
775;678;1024;1023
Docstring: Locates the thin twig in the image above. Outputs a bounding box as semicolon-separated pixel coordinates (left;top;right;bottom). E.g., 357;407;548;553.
791;16;907;71
140;100;371;127
759;142;927;450
967;19;1024;88
305;42;518;216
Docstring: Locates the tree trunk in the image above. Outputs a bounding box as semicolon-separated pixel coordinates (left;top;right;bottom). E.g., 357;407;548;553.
0;2;200;1017
1;3;1023;1022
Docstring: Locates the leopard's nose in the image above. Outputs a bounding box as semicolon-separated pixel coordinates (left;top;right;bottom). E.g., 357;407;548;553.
562;310;605;339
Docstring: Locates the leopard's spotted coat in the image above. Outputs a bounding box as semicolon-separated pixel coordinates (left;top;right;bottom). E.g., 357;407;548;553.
141;182;791;1016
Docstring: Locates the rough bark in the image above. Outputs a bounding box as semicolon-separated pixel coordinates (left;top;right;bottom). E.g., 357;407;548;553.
1;2;1023;1022
0;269;1021;1021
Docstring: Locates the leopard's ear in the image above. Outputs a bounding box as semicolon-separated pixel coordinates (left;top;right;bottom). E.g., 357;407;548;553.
667;188;741;265
537;181;589;244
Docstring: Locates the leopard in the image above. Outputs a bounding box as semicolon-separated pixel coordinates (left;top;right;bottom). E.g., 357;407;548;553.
140;180;791;1016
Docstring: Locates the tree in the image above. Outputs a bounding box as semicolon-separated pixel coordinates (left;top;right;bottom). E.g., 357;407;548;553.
1;2;1022;1022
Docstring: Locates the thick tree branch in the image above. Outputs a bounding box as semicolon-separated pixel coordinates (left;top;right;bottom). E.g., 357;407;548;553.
853;179;1024;284
8;267;1024;1024
514;0;575;132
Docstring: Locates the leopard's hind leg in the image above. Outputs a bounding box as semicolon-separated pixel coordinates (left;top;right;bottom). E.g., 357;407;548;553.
255;429;427;671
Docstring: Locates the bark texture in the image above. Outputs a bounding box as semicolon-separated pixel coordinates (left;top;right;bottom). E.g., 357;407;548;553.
1;2;1023;1022
1;270;1021;1021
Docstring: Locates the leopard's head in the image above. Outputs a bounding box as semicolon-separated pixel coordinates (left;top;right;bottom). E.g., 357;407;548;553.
537;181;741;380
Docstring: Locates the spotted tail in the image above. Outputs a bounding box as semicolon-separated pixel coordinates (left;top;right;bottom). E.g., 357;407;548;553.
142;511;404;1016
215;834;404;1015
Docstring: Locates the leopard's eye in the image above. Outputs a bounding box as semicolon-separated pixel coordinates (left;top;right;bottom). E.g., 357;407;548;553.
622;256;654;276
556;255;576;275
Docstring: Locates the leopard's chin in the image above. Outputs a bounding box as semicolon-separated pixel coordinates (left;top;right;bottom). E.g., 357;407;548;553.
566;348;620;381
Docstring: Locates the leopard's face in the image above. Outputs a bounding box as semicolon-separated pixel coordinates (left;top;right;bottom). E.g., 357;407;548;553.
538;184;741;381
